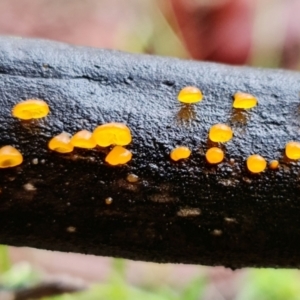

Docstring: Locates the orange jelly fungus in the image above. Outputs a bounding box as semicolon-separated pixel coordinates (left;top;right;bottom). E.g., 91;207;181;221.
93;123;132;147
48;132;74;153
206;147;224;164
209;124;233;143
269;160;279;170
177;86;203;104
71;130;96;149
285;141;300;160
12;99;49;120
105;146;132;166
170;146;191;161
233;92;257;109
0;146;23;168
246;154;267;173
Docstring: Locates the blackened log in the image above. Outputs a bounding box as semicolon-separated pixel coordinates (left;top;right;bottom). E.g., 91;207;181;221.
0;36;300;268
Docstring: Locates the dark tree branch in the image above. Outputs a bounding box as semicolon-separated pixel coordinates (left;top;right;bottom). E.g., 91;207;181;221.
0;37;300;268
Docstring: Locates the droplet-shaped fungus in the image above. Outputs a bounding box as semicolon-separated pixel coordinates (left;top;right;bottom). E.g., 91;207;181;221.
0;146;23;168
48;132;74;153
247;154;266;173
170;146;191;161
206;147;224;164
209;124;233;143
177;86;203;104
285;141;300;160
233;92;257;109
12;99;49;120
71;130;96;149
269;160;279;170
93;123;132;147
105;146;132;166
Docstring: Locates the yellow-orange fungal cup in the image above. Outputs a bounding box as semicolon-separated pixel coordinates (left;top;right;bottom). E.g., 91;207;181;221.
12;99;49;120
233;92;257;109
285;141;300;160
0;146;23;168
209;124;233;143
48;132;74;153
177;86;203;104
71;130;96;149
93;122;132;147
105;146;132;166
170;146;191;161
205;147;224;164
246;154;267;173
269;160;279;170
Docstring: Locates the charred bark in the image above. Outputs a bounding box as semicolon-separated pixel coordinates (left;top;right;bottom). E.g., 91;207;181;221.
0;37;300;268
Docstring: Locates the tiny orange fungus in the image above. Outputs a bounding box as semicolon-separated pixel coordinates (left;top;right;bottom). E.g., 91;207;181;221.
177;86;203;104
206;147;224;164
233;92;257;109
269;160;279;170
93;122;132;147
285;141;300;160
105;146;132;166
246;154;267;173
71;130;96;149
170;146;191;161
0;146;23;168
12;99;49;120
209;124;233;143
48;132;74;153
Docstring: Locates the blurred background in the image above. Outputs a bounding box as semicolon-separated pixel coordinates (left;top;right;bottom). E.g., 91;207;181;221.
1;0;300;299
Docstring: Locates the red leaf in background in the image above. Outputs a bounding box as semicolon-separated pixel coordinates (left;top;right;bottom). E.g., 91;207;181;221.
281;0;300;69
0;0;146;50
169;0;255;65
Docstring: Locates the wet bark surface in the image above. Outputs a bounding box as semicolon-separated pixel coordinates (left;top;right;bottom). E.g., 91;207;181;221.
0;37;300;268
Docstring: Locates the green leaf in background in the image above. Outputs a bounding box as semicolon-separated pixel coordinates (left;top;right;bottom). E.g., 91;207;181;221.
179;276;206;300
41;283;175;300
0;261;40;289
111;258;126;279
0;245;11;274
237;269;300;300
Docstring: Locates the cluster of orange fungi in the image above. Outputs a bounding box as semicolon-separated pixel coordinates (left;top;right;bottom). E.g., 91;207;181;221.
48;123;132;166
0;89;298;174
173;86;296;174
6;99;133;167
